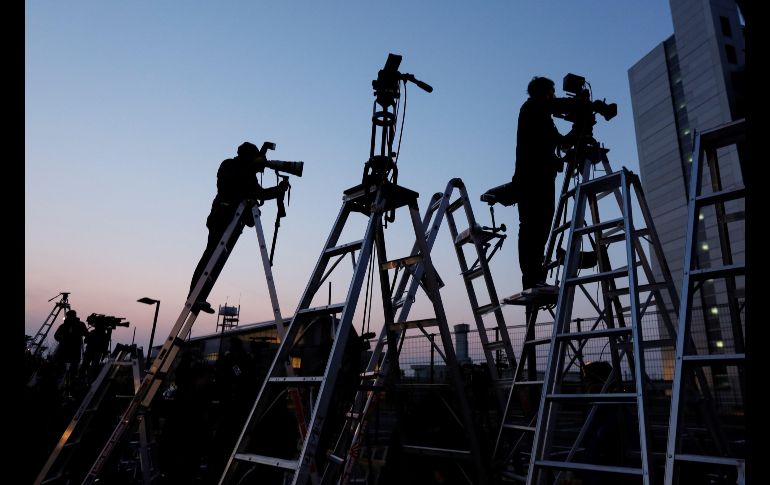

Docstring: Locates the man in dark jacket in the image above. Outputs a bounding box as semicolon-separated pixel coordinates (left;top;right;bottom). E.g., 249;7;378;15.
513;77;573;290
53;309;88;383
189;142;289;313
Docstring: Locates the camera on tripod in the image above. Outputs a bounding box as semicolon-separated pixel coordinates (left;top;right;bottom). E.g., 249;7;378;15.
552;73;617;126
86;313;130;330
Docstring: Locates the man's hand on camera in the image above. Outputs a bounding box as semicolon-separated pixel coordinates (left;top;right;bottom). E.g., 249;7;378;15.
278;179;290;192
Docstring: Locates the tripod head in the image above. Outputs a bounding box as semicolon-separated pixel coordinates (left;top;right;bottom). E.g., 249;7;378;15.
363;54;433;188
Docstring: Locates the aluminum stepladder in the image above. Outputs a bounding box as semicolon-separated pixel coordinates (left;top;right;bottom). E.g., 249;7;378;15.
219;177;487;485
664;118;746;484
319;177;512;485
523;137;688;484
28;292;72;359
82;200;287;484
35;344;150;485
492;148;621;482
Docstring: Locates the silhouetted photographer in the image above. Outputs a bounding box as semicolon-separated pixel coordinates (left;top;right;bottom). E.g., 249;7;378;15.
189;141;293;314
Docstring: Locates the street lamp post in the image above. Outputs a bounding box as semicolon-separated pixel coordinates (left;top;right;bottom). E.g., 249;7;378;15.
137;297;160;370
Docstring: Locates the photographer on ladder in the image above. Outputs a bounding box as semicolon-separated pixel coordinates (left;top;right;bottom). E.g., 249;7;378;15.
189;141;289;314
512;76;574;293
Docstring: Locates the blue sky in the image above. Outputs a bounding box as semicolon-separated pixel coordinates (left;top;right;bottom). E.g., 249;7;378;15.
26;1;675;352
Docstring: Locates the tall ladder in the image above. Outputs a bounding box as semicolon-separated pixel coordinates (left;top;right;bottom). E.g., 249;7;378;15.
664;118;746;484
320;177;512;484
28;292;71;359
219;178;486;485
525;148;684;484
492;147;619;481
35;344;149;485
82;200;288;484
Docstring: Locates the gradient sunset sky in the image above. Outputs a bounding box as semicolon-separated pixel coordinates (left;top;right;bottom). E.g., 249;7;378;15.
26;1;675;353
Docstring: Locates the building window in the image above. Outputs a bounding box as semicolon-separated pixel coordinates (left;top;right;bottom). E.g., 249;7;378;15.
720;16;732;38
725;44;737;64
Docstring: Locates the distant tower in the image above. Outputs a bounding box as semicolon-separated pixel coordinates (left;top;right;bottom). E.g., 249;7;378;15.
216;303;240;334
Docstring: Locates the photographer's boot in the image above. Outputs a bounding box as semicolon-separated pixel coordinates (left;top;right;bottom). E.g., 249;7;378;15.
192;301;215;314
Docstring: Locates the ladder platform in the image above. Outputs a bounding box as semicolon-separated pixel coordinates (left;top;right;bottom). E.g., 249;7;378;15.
524;337;551;347
402;445;471;459
535;459;643;476
513;380;544;386
382;255;422;270
342;181;419;212
484;340;507;350
578;171;622;194
325;239;364;258
233;453;298;470
390;318;438;332
297;302;346;317
503;289;558;306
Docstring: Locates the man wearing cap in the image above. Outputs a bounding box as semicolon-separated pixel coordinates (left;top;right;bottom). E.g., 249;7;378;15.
188;142;289;314
53;309;89;387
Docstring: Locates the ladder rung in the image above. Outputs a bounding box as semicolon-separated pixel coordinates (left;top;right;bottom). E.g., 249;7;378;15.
553;221;571;235
675;454;744;466
695;187;746;207
503;423;535;432
683;353;745;365
720;211;745;223
557;326;631;340
579;172;622;194
396;383;450;389
327;453;345;465
514;380;544;386
462;266;484;280
324;239;364;258
524;337;551;347
233;453;298;470
485;340;506;351
618;338;674;349
566;267;627;286
455;227;500;246
402;445;471;459
535;459;643;476
448;198;465;213
573;217;624;237
496;378;513;387
689;264;745;280
297;303;346;317
381;255;422;270
560;187;576;200
359;371;379;379
390;318;438;332
476;302;500;316
600;228;649;245
606;282;668;297
269;376;324;383
546;392;637;403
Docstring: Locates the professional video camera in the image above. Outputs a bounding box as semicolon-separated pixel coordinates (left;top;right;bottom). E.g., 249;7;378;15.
551;73;617;129
86;313;130;330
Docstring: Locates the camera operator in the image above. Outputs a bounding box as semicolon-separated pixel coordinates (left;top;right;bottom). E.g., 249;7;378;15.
53;309;88;384
512;76;574;292
188;142;289;314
